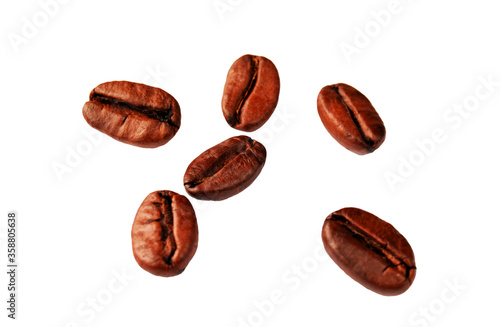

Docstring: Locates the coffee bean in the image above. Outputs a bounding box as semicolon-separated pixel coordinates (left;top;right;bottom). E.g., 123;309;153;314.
82;81;181;148
184;136;266;201
317;83;385;155
131;191;198;277
222;55;280;132
322;207;416;296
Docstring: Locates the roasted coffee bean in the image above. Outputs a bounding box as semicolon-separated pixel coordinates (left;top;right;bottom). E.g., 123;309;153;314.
322;207;416;296
222;55;280;132
184;136;266;201
317;83;385;155
131;191;198;277
83;81;181;148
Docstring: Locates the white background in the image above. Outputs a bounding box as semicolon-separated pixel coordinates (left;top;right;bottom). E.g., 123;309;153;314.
1;0;500;326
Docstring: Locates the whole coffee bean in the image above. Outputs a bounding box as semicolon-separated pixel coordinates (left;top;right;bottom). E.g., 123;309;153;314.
184;136;266;201
222;54;280;132
322;207;416;296
131;190;198;277
82;81;181;148
317;83;385;155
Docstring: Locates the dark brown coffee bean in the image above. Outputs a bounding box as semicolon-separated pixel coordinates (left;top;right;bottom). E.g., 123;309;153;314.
317;83;385;155
322;207;416;296
222;55;280;132
131;190;198;277
82;81;181;148
184;136;266;201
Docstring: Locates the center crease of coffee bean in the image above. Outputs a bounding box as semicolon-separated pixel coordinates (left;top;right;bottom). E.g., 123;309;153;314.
184;141;251;188
230;57;260;127
154;193;177;265
331;86;375;149
92;94;179;128
329;214;414;278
